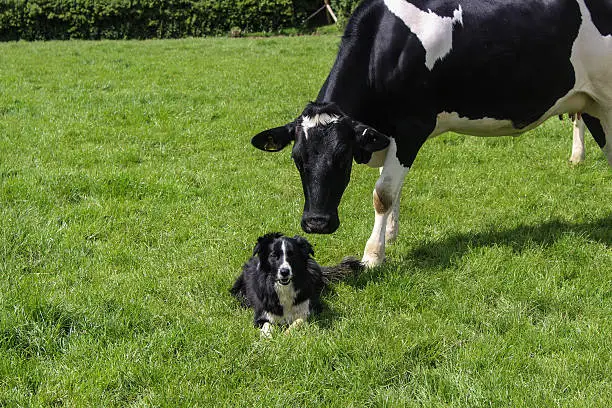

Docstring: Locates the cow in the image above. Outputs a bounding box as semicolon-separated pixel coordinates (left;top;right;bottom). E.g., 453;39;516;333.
251;0;612;268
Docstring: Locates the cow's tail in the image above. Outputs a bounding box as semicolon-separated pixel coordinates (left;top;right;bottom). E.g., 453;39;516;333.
321;257;363;285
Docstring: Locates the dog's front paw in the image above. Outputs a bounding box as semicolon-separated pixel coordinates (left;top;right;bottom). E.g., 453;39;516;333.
284;318;305;335
260;322;274;338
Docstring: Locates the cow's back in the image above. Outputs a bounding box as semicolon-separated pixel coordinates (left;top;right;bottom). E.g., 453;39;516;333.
372;0;588;130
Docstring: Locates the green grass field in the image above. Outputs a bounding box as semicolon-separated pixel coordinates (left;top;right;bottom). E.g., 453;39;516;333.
1;36;611;407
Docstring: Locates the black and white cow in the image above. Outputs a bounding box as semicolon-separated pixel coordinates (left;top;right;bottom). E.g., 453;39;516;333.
252;0;612;267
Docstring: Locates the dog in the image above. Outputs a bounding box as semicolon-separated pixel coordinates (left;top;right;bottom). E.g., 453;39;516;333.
231;232;362;336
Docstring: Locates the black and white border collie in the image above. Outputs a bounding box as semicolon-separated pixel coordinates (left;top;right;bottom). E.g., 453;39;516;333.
231;233;362;336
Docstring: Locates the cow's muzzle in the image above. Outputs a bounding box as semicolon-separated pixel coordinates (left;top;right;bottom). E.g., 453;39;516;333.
301;212;339;234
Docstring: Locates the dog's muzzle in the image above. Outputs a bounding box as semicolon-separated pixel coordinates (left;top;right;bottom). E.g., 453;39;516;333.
277;267;292;285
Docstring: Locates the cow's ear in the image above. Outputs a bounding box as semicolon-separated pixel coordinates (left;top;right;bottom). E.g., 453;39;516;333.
251;123;295;152
353;123;390;153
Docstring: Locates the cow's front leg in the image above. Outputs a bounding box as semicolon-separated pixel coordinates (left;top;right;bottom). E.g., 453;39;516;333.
385;184;402;244
362;140;409;268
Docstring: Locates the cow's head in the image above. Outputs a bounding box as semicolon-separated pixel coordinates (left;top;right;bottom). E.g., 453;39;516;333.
251;102;390;234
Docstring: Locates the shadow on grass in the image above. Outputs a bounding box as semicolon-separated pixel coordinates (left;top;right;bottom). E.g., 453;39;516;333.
335;214;612;293
295;215;611;330
313;284;349;330
406;214;612;270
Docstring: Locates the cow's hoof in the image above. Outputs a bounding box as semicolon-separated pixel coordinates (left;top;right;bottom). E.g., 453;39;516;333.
362;253;385;269
569;156;584;165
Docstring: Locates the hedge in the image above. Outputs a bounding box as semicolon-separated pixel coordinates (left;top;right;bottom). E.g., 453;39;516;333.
0;0;365;41
329;0;361;25
0;0;319;40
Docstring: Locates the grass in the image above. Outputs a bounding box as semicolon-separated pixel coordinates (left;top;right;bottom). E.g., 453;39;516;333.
0;35;610;407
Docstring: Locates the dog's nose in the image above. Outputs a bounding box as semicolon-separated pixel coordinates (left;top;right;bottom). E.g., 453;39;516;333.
279;267;291;278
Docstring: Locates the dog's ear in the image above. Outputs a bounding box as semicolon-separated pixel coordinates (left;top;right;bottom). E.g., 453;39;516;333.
293;235;314;257
253;232;284;257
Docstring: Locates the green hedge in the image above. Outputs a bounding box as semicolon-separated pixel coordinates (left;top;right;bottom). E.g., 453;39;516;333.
0;0;329;40
330;0;362;25
0;0;364;41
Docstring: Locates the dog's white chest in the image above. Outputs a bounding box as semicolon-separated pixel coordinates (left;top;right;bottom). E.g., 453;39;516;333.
265;282;310;325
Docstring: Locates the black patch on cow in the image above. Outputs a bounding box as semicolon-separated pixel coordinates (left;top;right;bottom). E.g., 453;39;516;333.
584;0;612;36
582;113;607;148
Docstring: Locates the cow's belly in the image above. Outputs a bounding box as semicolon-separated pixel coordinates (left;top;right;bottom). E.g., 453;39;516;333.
432;91;592;138
432;112;521;137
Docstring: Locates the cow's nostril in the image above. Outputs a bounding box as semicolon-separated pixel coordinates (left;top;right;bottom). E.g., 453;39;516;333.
301;214;339;234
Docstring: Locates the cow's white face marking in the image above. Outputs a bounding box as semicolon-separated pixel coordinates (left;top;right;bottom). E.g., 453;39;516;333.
384;0;463;70
301;113;340;139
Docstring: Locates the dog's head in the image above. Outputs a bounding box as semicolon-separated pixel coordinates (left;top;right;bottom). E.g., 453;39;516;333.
252;233;314;286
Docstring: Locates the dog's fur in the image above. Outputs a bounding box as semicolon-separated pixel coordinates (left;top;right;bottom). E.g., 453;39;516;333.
231;233;361;335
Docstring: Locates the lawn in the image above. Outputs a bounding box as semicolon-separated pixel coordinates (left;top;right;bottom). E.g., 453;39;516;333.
0;36;610;407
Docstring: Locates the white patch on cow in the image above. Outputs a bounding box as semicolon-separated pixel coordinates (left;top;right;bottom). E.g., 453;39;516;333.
571;1;612;102
571;1;612;168
301;113;340;139
432;112;520;137
384;0;463;70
